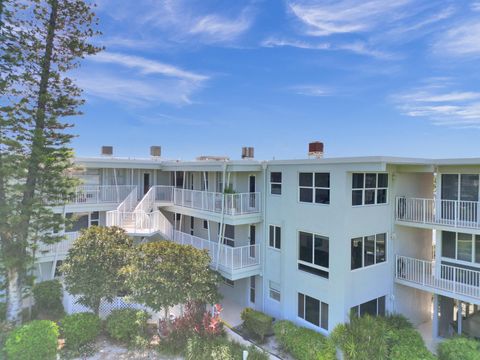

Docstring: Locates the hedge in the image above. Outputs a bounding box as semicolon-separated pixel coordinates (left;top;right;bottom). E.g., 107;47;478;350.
32;280;64;318
273;320;337;360
5;320;59;360
240;308;273;342
105;309;150;346
437;336;480;360
61;312;101;350
185;336;269;360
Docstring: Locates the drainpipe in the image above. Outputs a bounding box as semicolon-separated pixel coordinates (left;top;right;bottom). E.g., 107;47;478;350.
215;162;228;271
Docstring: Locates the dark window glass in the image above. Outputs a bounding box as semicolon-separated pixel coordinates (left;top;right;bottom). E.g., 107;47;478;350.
315;189;330;204
457;233;472;262
271;172;282;183
476;235;480;263
298;264;329;278
365;173;377;188
376;233;386;263
378;296;386;316
351;237;363;269
441;174;458;200
190;217;194;228
54;260;63;277
364;190;375;205
299;232;313;263
442;231;456;259
360;298;378;316
269;226;275;247
321;302;329;330
460;174;479;201
377;189;387;204
299;173;313;187
364;235;375;266
352;190;363;205
271;183;282;195
298;293;305;318
378;174;388;187
350;306;359;318
305;295;320;326
314;235;329;268
66;213;89;232
315;173;330;188
275;226;281;249
203;220;208;229
352;173;364;188
300;188;313;202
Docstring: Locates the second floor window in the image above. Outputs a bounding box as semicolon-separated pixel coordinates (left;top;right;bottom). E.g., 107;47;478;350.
270;172;282;195
352;173;388;206
299;172;330;204
298;231;329;278
351;233;387;270
269;225;281;250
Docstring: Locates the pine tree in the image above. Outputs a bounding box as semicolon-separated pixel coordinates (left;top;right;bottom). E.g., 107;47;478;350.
0;0;101;324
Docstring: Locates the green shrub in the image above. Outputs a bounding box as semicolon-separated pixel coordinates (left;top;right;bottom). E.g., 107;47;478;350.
32;280;64;318
5;320;59;360
105;309;150;346
0;322;14;360
273;320;336;360
438;336;480;360
240;308;273;342
185;336;269;360
61;312;101;350
0;302;6;321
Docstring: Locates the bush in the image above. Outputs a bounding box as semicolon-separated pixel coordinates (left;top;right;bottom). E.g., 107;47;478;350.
437;336;480;360
240;308;273;342
273;320;336;360
5;320;59;360
185;336;269;360
0;302;5;321
61;312;101;350
0;322;14;360
105;309;150;346
32;280;64;318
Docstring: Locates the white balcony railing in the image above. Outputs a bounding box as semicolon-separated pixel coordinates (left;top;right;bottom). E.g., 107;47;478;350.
36;232;79;257
396;255;480;300
106;210;173;237
69;185;137;205
396;197;480;229
172;230;260;272
172;188;261;215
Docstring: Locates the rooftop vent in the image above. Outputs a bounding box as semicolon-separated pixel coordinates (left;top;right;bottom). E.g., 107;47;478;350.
242;147;254;159
308;142;324;159
150;146;161;157
101;146;113;156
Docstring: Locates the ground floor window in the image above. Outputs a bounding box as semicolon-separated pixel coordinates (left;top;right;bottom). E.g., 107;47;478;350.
250;276;256;303
351;296;386;317
222;277;234;287
269;281;281;302
298;292;328;330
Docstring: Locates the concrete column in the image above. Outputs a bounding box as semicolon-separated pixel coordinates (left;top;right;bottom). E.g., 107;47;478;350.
457;300;462;335
432;294;439;338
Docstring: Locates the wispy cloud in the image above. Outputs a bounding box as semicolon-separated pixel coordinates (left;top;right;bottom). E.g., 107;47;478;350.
433;20;480;57
472;1;480;11
188;11;253;43
392;80;480;127
289;85;333;97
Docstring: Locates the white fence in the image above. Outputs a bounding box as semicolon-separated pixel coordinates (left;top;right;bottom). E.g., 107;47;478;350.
396;197;480;229
396;255;480;299
69;185;137;205
173;230;260;272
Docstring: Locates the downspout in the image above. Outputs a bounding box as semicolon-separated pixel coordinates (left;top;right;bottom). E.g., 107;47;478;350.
215;163;228;271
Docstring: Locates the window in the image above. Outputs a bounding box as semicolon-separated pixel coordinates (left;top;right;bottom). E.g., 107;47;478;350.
221;225;235;247
270;172;282;195
190;217;194;235
250;276;256;303
298;293;328;330
90;211;99;226
442;231;480;264
351;296;386;317
298;231;329;278
203;220;208;230
352;173;388;206
269;225;281;249
351;233;387;270
299;173;330;204
65;213;89;232
222;277;234;287
54;260;63;277
269;281;281;302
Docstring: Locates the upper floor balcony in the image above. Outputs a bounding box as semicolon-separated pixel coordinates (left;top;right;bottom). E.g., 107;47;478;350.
68;185;137;205
395;255;480;304
35;232;79;261
395;197;480;231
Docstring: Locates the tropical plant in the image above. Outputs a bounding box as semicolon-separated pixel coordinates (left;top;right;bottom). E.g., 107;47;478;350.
32;279;64;318
61;312;101;351
105;308;150;347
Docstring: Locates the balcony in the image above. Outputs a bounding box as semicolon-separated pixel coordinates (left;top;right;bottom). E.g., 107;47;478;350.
172;230;261;280
395;255;480;303
36;232;79;260
67;185;137;205
395;197;480;230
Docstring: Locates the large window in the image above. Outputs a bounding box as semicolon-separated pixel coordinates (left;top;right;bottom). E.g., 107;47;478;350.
269;225;281;250
298;231;329;278
351;233;387;270
220;225;235;247
298;293;328;330
299;173;330;204
352;173;388;206
270;172;282;195
351;296;386;317
442;231;480;264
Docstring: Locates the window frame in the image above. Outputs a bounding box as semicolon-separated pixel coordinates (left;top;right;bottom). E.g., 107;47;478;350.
351;233;387;270
351;296;386;318
270;172;282;195
352;173;388;206
441;231;480;265
297;292;329;330
298;231;329;279
269;224;282;250
269;281;281;302
298;172;330;205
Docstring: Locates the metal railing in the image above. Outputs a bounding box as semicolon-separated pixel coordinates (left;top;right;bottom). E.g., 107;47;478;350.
396;255;480;299
396;197;480;229
106;210;173;237
172;230;260;272
36;232;79;257
69;185;137;205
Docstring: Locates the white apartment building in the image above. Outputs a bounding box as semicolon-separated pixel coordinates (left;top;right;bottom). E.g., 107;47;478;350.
35;144;480;341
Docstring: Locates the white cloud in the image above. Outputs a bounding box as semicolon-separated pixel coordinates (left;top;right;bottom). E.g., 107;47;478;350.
472;1;480;12
392;82;480;127
188;12;253;43
433;20;480;57
290;85;332;97
261;37;331;50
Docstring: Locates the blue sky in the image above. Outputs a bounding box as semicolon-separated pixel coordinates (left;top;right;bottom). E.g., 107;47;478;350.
72;0;480;160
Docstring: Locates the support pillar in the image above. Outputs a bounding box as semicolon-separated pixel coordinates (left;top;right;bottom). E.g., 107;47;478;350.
432;294;439;339
457;300;463;335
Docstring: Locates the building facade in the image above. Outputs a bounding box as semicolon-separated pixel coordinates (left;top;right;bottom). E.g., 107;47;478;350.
35;146;480;340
